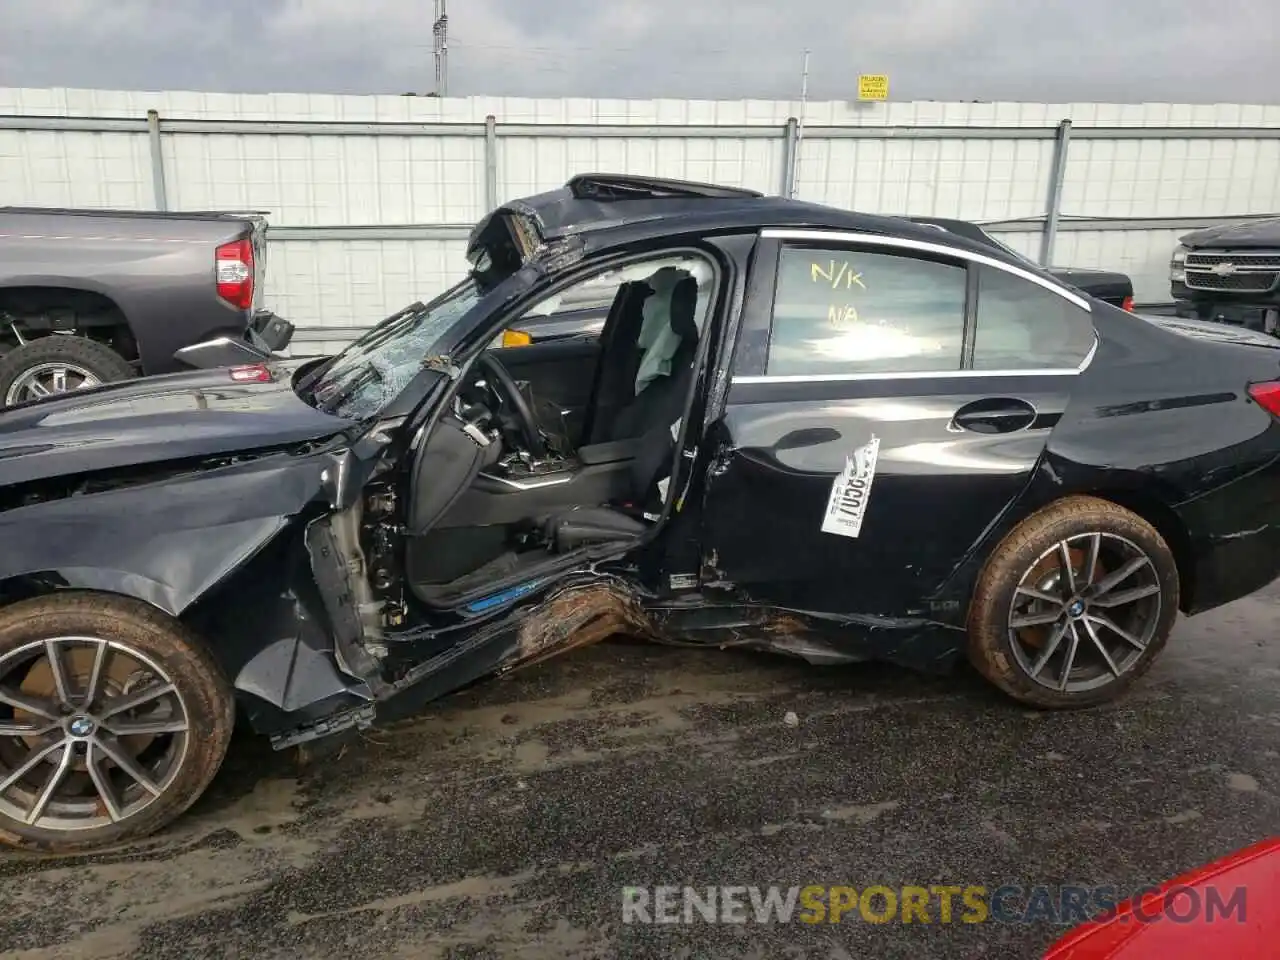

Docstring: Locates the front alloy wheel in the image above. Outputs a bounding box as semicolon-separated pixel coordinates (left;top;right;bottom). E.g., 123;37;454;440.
0;637;189;830
968;496;1180;708
0;594;233;851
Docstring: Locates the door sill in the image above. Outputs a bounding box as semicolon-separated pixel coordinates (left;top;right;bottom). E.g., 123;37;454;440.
408;538;639;615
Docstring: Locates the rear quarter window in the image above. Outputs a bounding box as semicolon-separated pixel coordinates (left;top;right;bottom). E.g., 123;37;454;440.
973;267;1095;370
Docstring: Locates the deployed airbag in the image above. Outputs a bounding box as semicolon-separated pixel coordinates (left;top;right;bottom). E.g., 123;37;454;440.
635;267;685;393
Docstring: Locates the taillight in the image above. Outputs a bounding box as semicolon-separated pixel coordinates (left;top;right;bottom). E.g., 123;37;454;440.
216;239;254;310
1247;381;1280;417
1121;295;1134;312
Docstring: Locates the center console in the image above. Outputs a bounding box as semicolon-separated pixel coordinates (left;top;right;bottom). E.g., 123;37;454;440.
436;438;640;528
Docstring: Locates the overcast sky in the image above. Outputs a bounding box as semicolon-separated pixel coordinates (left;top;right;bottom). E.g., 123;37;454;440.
0;0;1277;103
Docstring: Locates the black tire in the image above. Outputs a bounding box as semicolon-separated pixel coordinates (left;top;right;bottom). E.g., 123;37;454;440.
967;496;1179;709
0;593;234;853
0;336;136;406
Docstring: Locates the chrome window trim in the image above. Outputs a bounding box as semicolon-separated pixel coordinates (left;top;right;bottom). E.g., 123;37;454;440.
742;228;1098;384
737;368;1069;384
760;228;1093;312
734;333;1097;385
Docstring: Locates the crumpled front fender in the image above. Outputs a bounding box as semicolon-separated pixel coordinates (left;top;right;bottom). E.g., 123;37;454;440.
0;451;338;614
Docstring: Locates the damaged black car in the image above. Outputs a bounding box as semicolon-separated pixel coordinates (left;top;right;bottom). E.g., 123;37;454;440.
4;174;1280;852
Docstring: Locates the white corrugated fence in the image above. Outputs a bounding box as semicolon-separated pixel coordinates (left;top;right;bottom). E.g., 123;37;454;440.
2;88;1278;353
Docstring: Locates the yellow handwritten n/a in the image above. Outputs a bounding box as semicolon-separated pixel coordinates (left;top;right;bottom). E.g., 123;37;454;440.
828;304;858;327
810;260;866;290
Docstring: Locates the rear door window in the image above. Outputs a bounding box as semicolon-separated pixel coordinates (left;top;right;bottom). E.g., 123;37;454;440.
767;247;967;376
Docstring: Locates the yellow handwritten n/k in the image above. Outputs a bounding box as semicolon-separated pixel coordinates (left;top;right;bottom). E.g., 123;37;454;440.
810;260;865;290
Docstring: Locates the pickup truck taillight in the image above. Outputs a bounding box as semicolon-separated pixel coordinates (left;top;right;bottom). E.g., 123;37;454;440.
216;239;255;310
1121;295;1134;312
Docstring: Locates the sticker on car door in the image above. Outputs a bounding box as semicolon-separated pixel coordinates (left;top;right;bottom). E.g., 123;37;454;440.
821;435;880;538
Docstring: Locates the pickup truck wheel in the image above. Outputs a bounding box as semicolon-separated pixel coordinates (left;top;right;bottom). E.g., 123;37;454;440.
0;336;136;406
967;496;1179;709
0;593;234;853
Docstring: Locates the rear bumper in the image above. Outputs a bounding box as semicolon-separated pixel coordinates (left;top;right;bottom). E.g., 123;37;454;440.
172;310;294;370
1174;296;1280;332
1181;444;1280;615
1187;521;1280;615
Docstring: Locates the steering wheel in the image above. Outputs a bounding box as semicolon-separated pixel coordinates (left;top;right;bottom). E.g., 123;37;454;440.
477;353;547;459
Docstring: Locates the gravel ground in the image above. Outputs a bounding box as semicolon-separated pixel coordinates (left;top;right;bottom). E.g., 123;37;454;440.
1;584;1277;959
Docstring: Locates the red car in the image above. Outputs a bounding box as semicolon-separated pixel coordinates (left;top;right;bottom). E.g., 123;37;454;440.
1045;837;1280;958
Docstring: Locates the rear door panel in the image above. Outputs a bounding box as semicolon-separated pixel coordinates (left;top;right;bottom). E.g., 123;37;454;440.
707;375;1073;614
700;230;1093;619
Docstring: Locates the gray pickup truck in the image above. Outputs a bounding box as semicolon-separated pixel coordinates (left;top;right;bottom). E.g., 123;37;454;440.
0;207;294;405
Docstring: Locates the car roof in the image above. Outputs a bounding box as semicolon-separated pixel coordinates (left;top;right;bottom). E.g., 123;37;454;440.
906;215;997;246
476;173;1038;274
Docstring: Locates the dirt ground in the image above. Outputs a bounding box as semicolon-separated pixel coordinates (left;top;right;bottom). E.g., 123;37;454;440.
1;584;1277;959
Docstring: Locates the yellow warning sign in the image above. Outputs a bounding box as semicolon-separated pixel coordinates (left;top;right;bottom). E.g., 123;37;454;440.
857;75;889;101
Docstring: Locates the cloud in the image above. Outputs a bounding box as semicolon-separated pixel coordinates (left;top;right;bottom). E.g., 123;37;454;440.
0;0;1275;103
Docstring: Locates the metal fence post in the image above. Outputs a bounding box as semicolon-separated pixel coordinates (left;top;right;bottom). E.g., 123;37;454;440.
484;115;498;212
146;109;169;211
781;117;798;197
1039;118;1071;266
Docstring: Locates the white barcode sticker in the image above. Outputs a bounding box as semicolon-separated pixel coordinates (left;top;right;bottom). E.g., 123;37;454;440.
820;436;880;539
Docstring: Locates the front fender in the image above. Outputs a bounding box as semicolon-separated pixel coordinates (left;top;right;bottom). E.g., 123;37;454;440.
0;453;334;614
8;566;211;616
0;518;288;616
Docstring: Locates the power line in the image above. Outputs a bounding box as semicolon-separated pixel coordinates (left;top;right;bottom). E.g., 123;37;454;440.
450;38;741;57
445;45;803;83
443;39;814;97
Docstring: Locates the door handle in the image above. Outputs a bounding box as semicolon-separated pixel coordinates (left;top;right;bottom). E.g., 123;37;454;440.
951;397;1037;434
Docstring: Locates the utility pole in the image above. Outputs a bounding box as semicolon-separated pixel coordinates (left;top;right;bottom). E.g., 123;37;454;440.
790;49;810;198
432;0;449;96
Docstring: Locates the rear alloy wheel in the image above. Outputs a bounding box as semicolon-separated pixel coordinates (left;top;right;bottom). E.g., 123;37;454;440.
968;496;1180;708
0;594;233;852
0;336;136;406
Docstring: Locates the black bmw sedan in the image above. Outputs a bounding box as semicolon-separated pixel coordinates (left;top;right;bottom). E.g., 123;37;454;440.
1;173;1278;851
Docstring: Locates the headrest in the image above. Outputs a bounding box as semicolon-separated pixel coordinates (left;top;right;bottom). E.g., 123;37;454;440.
669;277;699;341
645;267;685;300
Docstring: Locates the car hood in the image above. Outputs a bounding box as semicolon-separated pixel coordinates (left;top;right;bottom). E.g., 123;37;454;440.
1050;266;1130;286
1050;266;1132;301
1051;266;1122;280
1044;837;1279;959
1179;217;1280;249
0;361;355;486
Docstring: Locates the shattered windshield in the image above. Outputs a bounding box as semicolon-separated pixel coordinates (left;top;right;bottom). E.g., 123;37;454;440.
301;210;547;421
308;279;483;419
